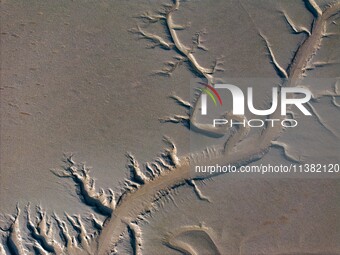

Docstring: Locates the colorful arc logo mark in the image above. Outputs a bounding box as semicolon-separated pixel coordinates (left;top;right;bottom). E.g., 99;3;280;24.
197;82;223;106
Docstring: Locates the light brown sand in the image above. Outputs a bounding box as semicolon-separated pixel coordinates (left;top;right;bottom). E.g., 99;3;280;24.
1;0;339;254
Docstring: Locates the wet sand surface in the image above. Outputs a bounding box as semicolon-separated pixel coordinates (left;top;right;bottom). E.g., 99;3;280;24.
1;0;339;254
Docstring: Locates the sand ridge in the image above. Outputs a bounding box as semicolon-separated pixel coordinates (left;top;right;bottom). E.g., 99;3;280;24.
1;0;340;254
